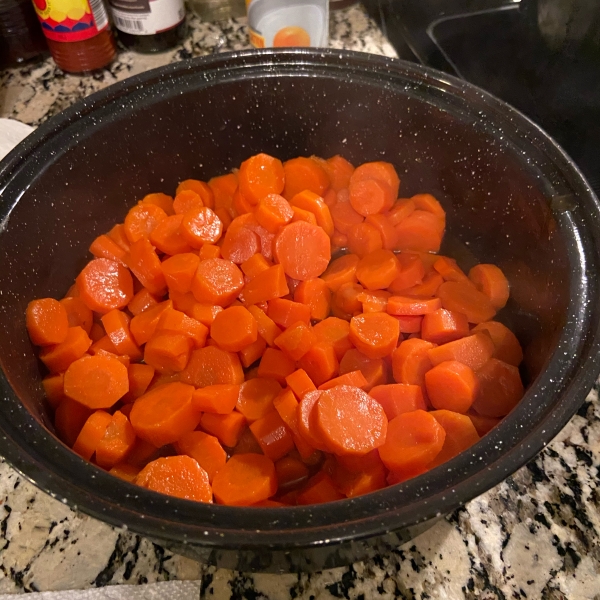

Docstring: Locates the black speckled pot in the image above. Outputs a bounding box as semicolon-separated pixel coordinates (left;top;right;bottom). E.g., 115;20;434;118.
1;49;599;573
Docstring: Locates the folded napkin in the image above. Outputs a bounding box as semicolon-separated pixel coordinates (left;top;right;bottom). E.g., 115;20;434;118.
0;118;34;160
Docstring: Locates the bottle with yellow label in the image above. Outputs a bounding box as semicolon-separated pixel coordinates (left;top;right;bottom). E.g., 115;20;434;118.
31;0;116;72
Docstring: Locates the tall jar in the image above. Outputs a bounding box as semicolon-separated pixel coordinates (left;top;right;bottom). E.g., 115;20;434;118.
0;0;47;67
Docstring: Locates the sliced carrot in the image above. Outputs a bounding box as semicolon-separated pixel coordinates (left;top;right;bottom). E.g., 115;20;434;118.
257;347;296;383
473;358;524;417
285;369;317;400
429;409;480;468
346;222;383;258
369;383;426;420
177;179;215;209
275;455;310;489
291;205;318;226
210;305;257;352
42;373;66;409
272;388;301;436
130;381;199;447
379;410;445;477
294;278;331;321
239;335;267;368
141;191;175;215
149;214;192;256
339;349;389;391
437;281;496;324
229;427;263;455
209;173;238;210
191;258;244;306
320;254;359;292
318;370;368;391
127;238;167;296
421;308;469;344
411;193;445;220
330;200;364;234
200;244;221;260
239;153;285;205
89;334;117;356
323;155;354;191
125;437;160;467
89;234;128;265
101;309;142;360
129;299;172;346
247;305;282;346
349;312;399;359
200;411;247;447
297;390;329;451
241;253;272;280
109;463;140;482
282;156;329;200
290;190;334;236
349;178;395;216
387;198;415;227
331;282;364;320
64;354;128;409
136;456;212;502
94;348;130;368
77;258;134;314
233;188;255;215
365;214;399;250
144;333;192;374
213;453;277;506
312;317;353;361
387;295;442;316
395;210;444;253
242;264;289;307
192;383;239;414
189;303;223;327
106;224;131;252
356;249;401;291
72;410;112;460
180;345;244;387
255;193;293;233
172;189;203;215
169;290;197;314
391;338;435;387
40;326;92;373
433;256;469;283
220;222;259;265
95;410;136;469
250;411;295;461
156;307;208;348
331;459;387;498
89;323;105;344
469;264;510;310
26;298;70;346
235;377;282;422
274;220;331;281
298;343;339;387
122;363;155;402
54;397;92;447
267;298;311;328
428;331;495;371
127;288;159;316
472;321;523;366
351;161;400;198
425;360;478;413
274;321;316;361
387;253;426;293
161;253;199;295
401;271;444;297
468;412;501;436
124;203;167;244
181;206;223;248
297;471;344;504
175;431;227;483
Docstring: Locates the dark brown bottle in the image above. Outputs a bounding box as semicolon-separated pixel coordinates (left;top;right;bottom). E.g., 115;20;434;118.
0;0;47;67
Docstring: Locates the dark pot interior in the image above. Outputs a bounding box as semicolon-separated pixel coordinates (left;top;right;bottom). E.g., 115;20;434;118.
0;49;599;572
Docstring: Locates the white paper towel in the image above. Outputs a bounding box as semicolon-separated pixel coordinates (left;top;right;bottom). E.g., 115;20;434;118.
0;118;34;160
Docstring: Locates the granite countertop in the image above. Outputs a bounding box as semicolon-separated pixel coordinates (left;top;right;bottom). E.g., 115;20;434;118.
1;6;600;599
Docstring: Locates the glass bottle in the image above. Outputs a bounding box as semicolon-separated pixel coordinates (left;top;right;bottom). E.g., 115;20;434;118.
0;0;47;67
31;0;116;73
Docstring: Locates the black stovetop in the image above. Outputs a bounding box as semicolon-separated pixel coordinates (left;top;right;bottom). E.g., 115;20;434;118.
364;0;600;195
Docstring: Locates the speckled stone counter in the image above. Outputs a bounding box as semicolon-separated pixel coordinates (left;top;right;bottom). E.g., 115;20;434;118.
1;6;600;599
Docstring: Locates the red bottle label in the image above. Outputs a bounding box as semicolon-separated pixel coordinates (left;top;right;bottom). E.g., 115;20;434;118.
33;0;110;42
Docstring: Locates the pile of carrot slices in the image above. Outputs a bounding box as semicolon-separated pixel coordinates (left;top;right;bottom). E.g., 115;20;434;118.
26;153;525;506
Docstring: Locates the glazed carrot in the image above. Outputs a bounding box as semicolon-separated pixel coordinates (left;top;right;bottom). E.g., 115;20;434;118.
72;410;112;460
401;271;444;297
200;411;247;447
109;463;140;482
379;410;446;477
332;459;387;498
363;214;397;251
427;331;495;371
241;253;272;280
209;173;238;210
290;190;334;236
469;264;510;310
191;258;244;306
411;193;445;220
356;249;401;291
387;253;426;293
210;305;257;352
124;203;168;244
394;315;422;334
285;369;317;399
94;348;130;368
175;431;227;483
254;193;293;233
161;253;200;295
425;360;478;413
346;222;383;258
324;155;355;191
298;343;339;387
177;179;215;208
247;305;282;346
169;290;198;314
274;321;316;361
351;161;400;197
192;383;239;414
76;258;134;314
391;338;435;387
339;349;388;391
274;221;331;280
56;298;91;338
101;309;142;360
320;254;359;292
250;411;295;461
267;298;311;328
468;412;501;436
189;303;223;327
369;383;426;420
282;156;330;200
144;333;192;373
212;453;277;506
181;206;223;248
291;206;318;225
421;308;469;345
297;390;329;451
387;295;442;316
228;426;263;455
141;192;175;215
294;278;331;321
173;189;204;215
318;370;368;391
130;382;199;447
42;373;65;409
472;321;523;366
429;410;480;468
106;224;130;252
242;264;289;307
127;238;167;296
395;210;444;253
64;354;128;409
232;188;254;215
122;363;155;402
387;198;415;227
136;456;212;503
349;312;400;359
180;345;244;387
272;388;301;434
257;348;296;383
129;299;173;346
331;282;364;320
330;200;364;234
239;335;267;368
128;289;159;316
239;153;285;205
275;455;310;489
436;281;496;324
26;298;69;346
89;234;128;265
473;358;524;417
156;307;208;348
349;177;395;217
124;437;159;468
433;256;469;283
40;326;92;373
297;471;344;505
149;214;192;256
89;334;118;356
54;397;92;447
199;244;221;260
312;317;353;361
95;410;136;469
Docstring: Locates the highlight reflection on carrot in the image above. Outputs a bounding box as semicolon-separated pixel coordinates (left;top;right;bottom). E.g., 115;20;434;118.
273;26;311;48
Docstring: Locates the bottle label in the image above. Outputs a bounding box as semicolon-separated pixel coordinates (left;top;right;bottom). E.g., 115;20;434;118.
108;0;185;35
33;0;110;42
